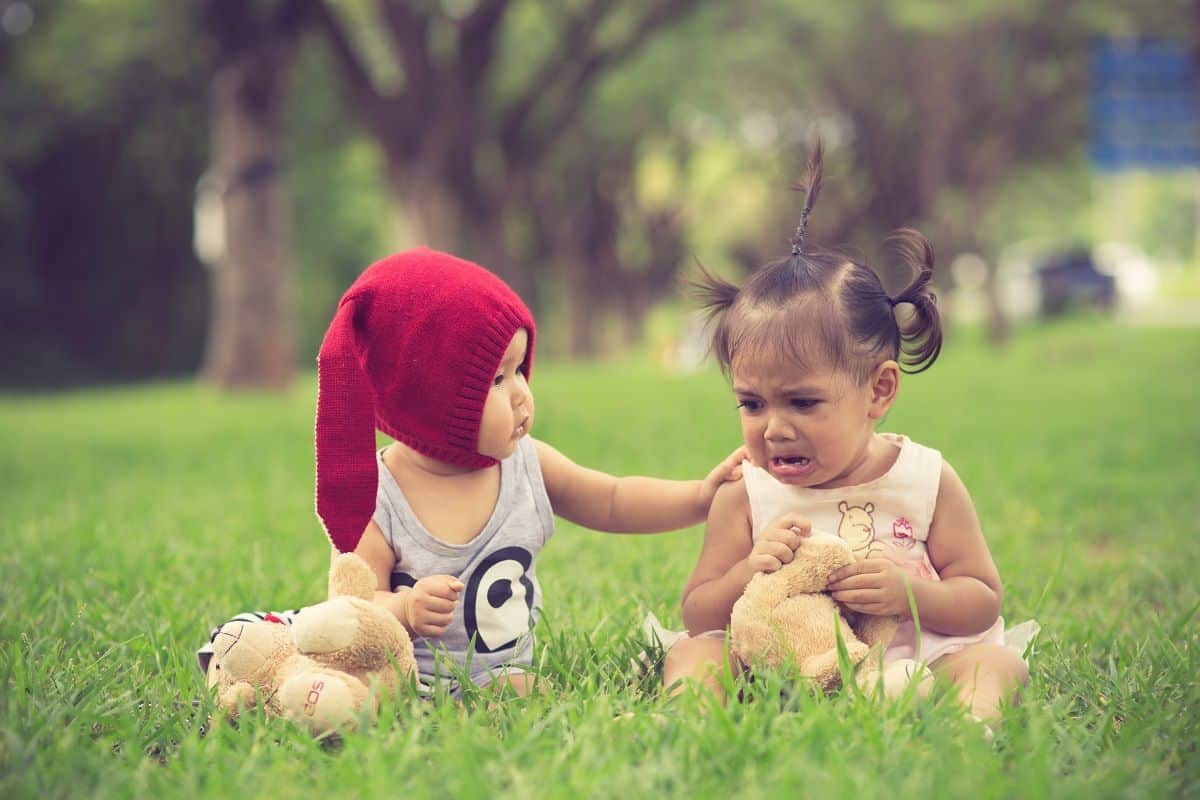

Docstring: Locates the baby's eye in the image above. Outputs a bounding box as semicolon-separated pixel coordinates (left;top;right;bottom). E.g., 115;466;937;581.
493;373;505;387
736;399;762;412
791;398;818;410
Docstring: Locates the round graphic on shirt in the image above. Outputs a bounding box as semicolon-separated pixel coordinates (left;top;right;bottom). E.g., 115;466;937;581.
463;546;535;654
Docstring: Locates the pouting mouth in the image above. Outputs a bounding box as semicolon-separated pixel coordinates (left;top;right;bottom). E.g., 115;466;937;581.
771;455;810;466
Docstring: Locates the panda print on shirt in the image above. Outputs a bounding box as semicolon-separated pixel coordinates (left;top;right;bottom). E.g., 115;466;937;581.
462;546;535;653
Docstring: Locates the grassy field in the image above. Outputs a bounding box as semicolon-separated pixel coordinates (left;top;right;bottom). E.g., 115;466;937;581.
2;319;1198;799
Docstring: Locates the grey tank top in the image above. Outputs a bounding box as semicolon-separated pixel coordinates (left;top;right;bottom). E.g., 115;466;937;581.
373;436;555;679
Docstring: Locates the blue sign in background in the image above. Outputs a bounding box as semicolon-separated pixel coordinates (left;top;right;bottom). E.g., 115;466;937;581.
1091;39;1200;171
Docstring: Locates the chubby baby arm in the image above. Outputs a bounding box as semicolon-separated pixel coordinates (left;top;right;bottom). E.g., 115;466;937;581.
351;521;463;638
533;438;745;533
828;461;1003;636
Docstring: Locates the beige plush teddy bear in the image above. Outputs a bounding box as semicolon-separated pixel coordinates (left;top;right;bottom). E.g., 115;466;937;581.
206;553;417;734
730;531;928;698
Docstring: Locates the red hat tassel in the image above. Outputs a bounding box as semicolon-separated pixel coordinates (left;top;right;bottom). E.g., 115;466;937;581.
315;299;378;553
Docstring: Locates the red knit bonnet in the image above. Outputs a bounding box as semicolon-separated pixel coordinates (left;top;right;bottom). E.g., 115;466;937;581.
315;248;535;553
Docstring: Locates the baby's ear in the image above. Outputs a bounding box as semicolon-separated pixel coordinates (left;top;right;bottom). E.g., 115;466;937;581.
868;360;900;419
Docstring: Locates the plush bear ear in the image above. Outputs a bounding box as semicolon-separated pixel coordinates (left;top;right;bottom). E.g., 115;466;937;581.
838;501;849;512
864;502;874;513
328;552;378;600
204;655;222;689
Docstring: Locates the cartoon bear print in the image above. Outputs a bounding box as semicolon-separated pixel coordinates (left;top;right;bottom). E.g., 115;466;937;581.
837;500;885;558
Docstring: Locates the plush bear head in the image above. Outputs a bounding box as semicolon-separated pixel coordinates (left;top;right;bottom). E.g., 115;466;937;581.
208;616;294;692
207;614;371;733
777;531;856;593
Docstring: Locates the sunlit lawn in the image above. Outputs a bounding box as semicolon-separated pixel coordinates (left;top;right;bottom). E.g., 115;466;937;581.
2;318;1197;798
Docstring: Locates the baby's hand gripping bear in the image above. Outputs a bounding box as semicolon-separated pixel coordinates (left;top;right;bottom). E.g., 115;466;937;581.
729;531;926;697
206;553;417;734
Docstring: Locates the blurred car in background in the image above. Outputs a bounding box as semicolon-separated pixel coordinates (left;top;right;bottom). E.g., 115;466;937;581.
1035;248;1116;316
995;241;1159;322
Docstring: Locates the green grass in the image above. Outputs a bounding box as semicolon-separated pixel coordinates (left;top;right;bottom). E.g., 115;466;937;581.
2;319;1198;799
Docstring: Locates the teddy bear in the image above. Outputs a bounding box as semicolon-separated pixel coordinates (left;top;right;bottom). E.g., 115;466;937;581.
206;552;417;734
729;531;929;698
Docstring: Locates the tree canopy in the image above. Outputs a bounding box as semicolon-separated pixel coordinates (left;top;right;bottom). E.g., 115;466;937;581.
1;0;1194;386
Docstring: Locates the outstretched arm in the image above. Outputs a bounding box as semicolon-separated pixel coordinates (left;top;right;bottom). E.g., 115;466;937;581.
533;439;745;533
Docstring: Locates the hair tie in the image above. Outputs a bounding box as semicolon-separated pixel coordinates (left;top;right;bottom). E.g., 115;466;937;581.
790;212;809;256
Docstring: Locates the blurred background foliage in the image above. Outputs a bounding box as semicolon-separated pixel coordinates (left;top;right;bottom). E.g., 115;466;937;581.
1;0;1196;387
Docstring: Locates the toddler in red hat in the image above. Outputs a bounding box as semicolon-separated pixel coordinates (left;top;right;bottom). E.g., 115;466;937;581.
313;248;744;697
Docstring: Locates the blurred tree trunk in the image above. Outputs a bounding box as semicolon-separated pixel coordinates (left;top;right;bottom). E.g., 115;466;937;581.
539;170;608;357
621;209;687;346
537;143;685;357
199;0;310;390
913;34;1013;344
812;10;1086;345
311;0;700;315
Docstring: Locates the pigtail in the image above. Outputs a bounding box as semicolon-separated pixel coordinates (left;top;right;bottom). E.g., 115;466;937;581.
691;260;743;372
790;140;824;256
692;258;739;313
885;228;942;374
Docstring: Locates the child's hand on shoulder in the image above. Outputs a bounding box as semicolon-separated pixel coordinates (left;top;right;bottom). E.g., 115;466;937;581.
747;513;812;574
399;574;464;638
827;558;912;617
699;445;749;508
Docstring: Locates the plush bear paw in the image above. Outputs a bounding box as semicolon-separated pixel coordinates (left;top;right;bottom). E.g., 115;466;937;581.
276;671;368;734
218;681;258;713
291;598;363;655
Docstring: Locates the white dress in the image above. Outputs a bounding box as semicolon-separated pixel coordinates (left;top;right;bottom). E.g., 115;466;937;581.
740;433;1036;664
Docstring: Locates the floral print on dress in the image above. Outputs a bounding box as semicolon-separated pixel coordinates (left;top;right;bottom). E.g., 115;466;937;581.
883;543;938;581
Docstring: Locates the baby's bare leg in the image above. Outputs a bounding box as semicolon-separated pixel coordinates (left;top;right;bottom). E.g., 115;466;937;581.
488;671;546;698
663;637;741;703
933;642;1029;722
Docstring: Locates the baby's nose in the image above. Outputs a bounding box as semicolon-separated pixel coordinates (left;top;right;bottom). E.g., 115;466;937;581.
764;416;795;439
